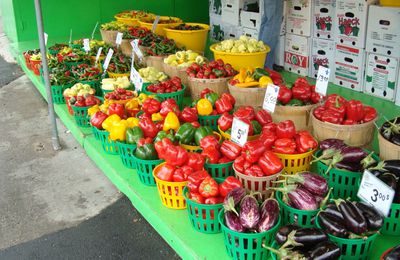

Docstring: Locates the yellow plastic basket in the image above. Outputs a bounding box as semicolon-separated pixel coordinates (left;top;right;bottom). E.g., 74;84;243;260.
274;149;316;175
180;131;222;152
218;126;260;141
163;23;210;53
153;163;187;209
138;16;182;36
107;71;130;78
210;43;270;71
380;0;400;6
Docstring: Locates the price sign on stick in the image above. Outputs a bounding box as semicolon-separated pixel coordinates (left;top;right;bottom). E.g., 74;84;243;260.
130;51;143;91
152;16;161;32
44;32;48;46
231;118;249;147
115;32;123;46
83;38;90;53
315;66;330;96
95;47;103;64
357;170;395;217
262;84;280;113
102;48;114;71
131;40;144;61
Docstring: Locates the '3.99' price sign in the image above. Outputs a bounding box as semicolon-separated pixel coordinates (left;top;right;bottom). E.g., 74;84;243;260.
357;170;395;217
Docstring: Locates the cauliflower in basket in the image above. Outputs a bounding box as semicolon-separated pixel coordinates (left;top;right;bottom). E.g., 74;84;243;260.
163;50;206;67
214;35;267;53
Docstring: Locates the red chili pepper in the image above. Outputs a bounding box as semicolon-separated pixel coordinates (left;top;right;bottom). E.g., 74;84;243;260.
215;96;233;114
163;141;189;167
108;103;125;118
186;152;205;171
233;106;255;121
273;138;297;154
295;131;317;153
221;93;236;107
262;122;277;134
139;117;158;138
179;107;198;123
242;140;266;163
189;192;205;204
199;135;220;150
142;98;161;115
278;84;292;105
220;140;242;160
346;100;364;122
90;111;108;130
258;151;283;176
313;106;326;121
363;106;377;123
187;170;210;193
155;163;175;181
321;109;343;124
200;88;213;98
276;120;296;139
255;110;272;126
160;99;180;117
136;137;152;148
201;146;221;164
219;176;242;197
199;177;219;198
217;112;233;131
258;130;277;150
244;164;264;177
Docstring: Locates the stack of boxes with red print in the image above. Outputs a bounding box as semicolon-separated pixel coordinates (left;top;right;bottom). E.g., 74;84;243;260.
365;5;400;105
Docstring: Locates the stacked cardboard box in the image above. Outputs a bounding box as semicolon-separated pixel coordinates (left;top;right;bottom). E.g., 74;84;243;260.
274;0;287;68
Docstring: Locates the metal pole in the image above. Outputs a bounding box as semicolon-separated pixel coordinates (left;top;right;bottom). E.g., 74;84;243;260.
33;0;62;151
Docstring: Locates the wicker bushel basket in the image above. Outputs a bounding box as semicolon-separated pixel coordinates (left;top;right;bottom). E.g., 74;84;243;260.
378;131;400;160
120;39;132;57
188;77;230;100
310;109;376;147
163;62;189;86
272;104;316;131
100;29;118;46
144;55;166;72
228;83;267;110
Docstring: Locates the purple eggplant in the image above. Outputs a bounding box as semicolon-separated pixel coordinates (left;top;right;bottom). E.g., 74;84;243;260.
287;186;319;211
319;139;346;151
224;211;245;232
307;241;341;260
257;198;279;232
355;202;383;231
324;203;344;222
335;161;362;172
223;187;246;215
290;228;328;248
335;199;367;235
276;224;300;245
318;211;348;238
394;185;400;204
384;245;400;260
378;173;398;190
239;194;260;229
369;160;400;177
283;172;328;196
338;146;368;163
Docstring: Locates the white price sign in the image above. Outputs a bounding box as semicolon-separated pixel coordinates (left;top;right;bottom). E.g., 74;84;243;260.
131;68;143;91
357;170;395;217
262;84;280;113
83;38;90;53
115;32;123;45
152;16;161;32
44;32;48;46
131;39;144;60
102;48;114;71
95;47;103;64
315;66;330;96
230;118;249;147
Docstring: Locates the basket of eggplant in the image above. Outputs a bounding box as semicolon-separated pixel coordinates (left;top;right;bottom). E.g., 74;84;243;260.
267;225;341;260
219;188;281;260
382;245;400;260
378;117;400;160
317;199;383;260
274;172;331;228
366;160;400;236
313;138;380;200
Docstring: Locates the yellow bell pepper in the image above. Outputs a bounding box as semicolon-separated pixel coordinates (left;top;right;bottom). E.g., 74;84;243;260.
259;76;273;88
152;112;164;122
238;68;247;83
102;114;121;131
88;105;100;117
163;112;180;132
109;119;128;141
125;98;140;110
138;93;148;104
99;103;109;114
126;117;139;128
197;98;213;115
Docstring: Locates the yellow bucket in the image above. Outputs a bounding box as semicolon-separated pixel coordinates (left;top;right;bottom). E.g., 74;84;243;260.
210;43;270;71
114;11;152;27
218;126;260;141
107;71;130;78
380;0;400;6
164;23;210;53
139;16;182;36
274;149;316;175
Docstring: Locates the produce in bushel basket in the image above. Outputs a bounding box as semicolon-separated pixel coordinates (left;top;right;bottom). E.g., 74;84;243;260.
138;67;168;83
186;59;236;79
107;51;134;75
145;38;182;56
194;89;235;116
71;63;101;82
379;118;400;160
277;77;322;106
101;77;131;91
214;35;267;53
229;67;282;88
145;77;183;94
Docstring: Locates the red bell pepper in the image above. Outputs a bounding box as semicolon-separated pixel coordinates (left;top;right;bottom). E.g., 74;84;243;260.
218;157;232;163
242;140;266;163
139;117;158;138
199;135;220;150
200;88;213;98
189;192;205;204
191;121;201;128
321;109;343;124
199;177;219;198
163;142;189;167
220;140;242;160
343;119;356;125
90;111;108;130
233;106;255;121
233;154;252;173
187;170;210;192
292;78;311;102
278;84;292;105
186;152;205;171
142;98;161;115
258;151;283;176
262;122;277;134
346;100;364;122
218;112;233;131
310;91;322;104
273;138;297;154
362;106;377;123
258;130;277;150
324;94;346;119
201;147;221;164
244;164;264;177
276;120;296;139
241;118;254;136
155;120;164;132
155;138;171;159
221;93;236;107
179;107;198;123
137;137;152;148
295;131;317;153
173;165;193;182
215;96;233;114
255;110;272;126
219;176;242;197
313;106;326;121
155;163;175;181
160;99;180;117
205;197;224;204
265;68;283;85
108;103;125;118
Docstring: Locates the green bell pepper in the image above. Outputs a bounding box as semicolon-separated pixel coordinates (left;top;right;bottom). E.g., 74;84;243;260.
205;92;219;107
194;126;214;146
154;130;175;143
253;68;270;81
191;98;200;108
250;120;262;135
287;99;304;106
126;126;143;144
175;123;196;145
135;143;158;160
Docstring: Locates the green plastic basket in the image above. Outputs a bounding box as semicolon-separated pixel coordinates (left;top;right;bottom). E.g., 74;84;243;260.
198;114;221;131
132;154;164;186
204;161;234;178
269;241;279;260
316;216;378;260
143;84;186;109
80;80;102;96
315;150;380;201
51;85;66;104
183;183;224;234
71;105;91;127
64;60;87;68
382;203;400;236
91;125;101;140
276;191;319;228
219;210;281;260
96;128;119;155
116;141;137;169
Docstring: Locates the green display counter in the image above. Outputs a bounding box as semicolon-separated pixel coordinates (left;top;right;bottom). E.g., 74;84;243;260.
16;52;400;259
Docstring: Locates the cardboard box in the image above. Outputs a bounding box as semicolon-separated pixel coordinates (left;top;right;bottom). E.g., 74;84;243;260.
333;44;365;91
222;0;258;26
334;0;377;49
366;5;400;58
223;23;244;39
210;14;225;41
313;0;336;40
242;27;259;39
309;38;335;79
396;66;400;106
284;34;310;76
286;0;313;37
210;0;223;15
364;53;399;101
275;35;286;67
280;0;288;36
240;10;262;31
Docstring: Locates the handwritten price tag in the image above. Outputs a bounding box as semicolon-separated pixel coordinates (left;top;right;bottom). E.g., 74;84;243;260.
131;68;143;91
262;84;280;113
152;16;161;32
83;38;90;53
357;170;395;217
95;47;103;64
102;48;114;71
230;118;249;147
315;66;330;96
44;32;48;46
131;39;144;60
115;32;123;45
